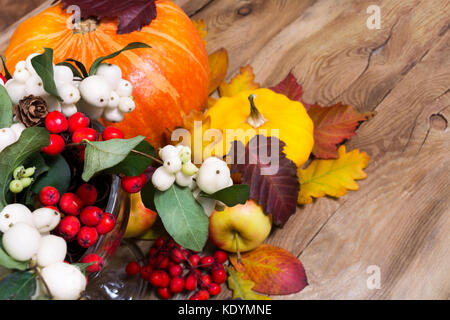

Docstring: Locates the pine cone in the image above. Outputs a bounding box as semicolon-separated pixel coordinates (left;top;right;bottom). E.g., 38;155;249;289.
14;95;48;128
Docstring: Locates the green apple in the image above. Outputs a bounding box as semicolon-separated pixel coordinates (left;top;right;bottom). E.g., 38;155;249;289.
209;200;272;253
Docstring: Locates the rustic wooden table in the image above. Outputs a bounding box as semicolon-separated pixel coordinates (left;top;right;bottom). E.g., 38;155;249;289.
1;0;448;300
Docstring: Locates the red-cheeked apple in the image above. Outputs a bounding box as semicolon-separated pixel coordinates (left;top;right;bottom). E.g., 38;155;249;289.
124;192;157;238
209;200;272;253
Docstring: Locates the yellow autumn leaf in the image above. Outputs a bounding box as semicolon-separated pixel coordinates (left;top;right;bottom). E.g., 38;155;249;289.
298;145;370;204
219;65;260;97
192;19;207;44
226;266;272;300
208;48;229;94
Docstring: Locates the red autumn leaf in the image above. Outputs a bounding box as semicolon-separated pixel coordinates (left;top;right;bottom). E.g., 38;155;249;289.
308;104;371;159
229;135;299;227
269;72;312;110
230;244;308;295
62;0;157;34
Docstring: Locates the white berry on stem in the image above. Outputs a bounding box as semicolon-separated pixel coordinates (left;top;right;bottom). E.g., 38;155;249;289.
59;83;80;104
163;156;182;174
118;96;135;113
25;75;48;97
175;171;194;187
196;157;231;194
116;79;133;97
41;262;87;300
96;64;122;90
152;166;176;192
103;107;124;123
53;65;74;86
36;235;67;268
108;91;120;108
79;75;111;108
32;207;61;233
159;145;179;161
0;127;18;153
61;103;78;117
2;223;41;261
10;122;26;140
5;80;26;104
13;68;31;83
0;203;33;233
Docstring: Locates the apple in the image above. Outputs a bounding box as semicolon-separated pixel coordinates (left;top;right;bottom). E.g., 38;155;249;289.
124;192;157;238
209;200;272;253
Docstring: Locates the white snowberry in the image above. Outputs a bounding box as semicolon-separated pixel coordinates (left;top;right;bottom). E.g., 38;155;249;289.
152;166;176;192
10;122;26;140
175;171;194;187
96;64;122;90
77;100;104;119
61;104;78;117
159;145;179;161
36;235;67;268
59;83;80;104
108;91;120;108
118;96;135;113
116;79;133;97
32;207;61;233
13;68;31;83
0;203;34;233
5;79;26;104
192;188;217;217
15;61;27;72
0;127;17;153
41;262;87;300
2;223;41;261
196;157;231;194
26;53;40;77
163;156;182;174
79;75;111;108
103;107;124;123
42;95;61;112
54;65;74;86
25;75;48;97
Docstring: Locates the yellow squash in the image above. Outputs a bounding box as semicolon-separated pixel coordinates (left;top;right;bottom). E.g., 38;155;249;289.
201;88;314;168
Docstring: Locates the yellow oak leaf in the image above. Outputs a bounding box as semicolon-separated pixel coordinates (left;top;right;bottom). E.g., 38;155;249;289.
208;48;229;94
192;19;207;45
226;266;271;300
219;65;260;97
298;145;370;204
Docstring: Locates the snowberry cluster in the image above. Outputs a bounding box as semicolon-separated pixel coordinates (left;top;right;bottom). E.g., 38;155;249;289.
0;203;87;299
0;122;25;153
125;238;228;300
38;184;116;249
4;54;81;117
152;145;199;191
77;64;135;122
152;145;234;216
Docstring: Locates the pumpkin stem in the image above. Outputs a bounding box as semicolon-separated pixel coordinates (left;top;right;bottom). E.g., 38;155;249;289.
247;94;268;128
71;19;98;35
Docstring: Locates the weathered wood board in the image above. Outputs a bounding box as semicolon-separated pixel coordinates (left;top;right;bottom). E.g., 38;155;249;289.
0;0;448;300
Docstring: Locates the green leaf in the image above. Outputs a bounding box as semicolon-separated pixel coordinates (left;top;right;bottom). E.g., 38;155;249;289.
82;136;146;182
0;235;29;271
200;184;250;207
31;48;61;100
0;271;36;300
0;56;12;80
141;180;156;212
106;140;155;176
89;42;151;76
31;155;71;195
0;127;50;211
0;85;13;128
154;184;209;252
56;62;83;79
62;58;89;78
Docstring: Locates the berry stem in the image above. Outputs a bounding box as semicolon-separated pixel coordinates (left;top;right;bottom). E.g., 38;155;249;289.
130;149;163;165
234;233;242;264
34;267;54;300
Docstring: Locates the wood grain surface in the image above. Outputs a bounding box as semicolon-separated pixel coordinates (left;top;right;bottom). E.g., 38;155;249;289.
0;0;448;300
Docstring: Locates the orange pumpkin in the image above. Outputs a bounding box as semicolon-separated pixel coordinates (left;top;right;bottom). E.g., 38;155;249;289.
4;1;210;147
